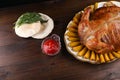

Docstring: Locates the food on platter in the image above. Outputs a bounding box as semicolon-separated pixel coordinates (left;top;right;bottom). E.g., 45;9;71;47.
14;12;54;39
41;34;61;56
78;6;120;53
64;1;120;64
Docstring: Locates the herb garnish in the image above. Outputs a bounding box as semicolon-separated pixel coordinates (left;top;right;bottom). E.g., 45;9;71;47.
15;12;48;27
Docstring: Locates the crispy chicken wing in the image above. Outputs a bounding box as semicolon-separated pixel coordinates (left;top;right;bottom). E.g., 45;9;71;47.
78;6;120;53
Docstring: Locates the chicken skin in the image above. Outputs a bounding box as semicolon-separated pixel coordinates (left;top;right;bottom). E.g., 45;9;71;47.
78;6;120;53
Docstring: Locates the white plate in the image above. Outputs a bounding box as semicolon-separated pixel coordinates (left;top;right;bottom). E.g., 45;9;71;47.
32;13;54;39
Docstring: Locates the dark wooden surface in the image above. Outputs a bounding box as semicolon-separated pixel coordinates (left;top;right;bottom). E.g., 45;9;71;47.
0;0;47;8
0;0;120;80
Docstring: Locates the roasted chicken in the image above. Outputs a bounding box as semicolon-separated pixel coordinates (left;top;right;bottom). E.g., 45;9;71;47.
78;6;120;53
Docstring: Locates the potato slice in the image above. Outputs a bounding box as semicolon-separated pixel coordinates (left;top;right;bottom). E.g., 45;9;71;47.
66;31;78;37
108;52;115;60
100;54;105;63
95;54;100;62
104;53;110;62
68;41;80;47
84;50;90;59
68;27;78;33
90;51;96;61
72;45;83;52
112;52;120;58
68;37;79;42
77;47;87;56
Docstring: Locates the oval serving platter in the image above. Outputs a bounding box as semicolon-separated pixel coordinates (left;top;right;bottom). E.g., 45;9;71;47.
64;1;120;64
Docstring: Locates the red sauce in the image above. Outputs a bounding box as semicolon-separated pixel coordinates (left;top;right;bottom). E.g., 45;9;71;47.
41;34;61;56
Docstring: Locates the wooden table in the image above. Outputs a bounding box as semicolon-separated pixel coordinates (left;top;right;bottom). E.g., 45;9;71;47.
0;0;120;80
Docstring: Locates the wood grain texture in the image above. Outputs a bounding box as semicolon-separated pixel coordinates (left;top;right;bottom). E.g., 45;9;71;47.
0;0;120;80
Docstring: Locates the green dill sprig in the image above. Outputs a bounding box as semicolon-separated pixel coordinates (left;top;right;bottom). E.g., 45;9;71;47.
15;12;48;28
